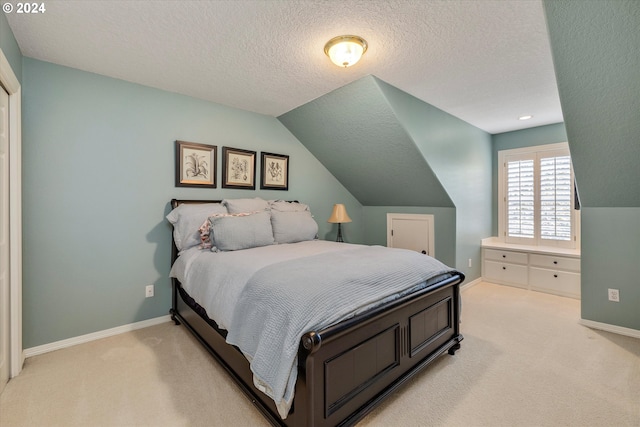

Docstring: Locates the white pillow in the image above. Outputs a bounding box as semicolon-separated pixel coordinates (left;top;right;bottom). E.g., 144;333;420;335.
270;210;318;244
166;203;227;251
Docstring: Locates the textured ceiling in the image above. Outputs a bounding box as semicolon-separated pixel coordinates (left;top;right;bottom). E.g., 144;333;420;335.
6;0;563;134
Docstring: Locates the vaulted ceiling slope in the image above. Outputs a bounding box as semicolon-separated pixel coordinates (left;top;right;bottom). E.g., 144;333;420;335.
544;0;640;207
278;75;453;207
278;75;491;208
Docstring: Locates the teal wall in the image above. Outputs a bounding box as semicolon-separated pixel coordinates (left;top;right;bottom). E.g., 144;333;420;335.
21;58;361;348
581;208;640;328
491;123;568;235
544;0;640;331
362;206;456;268
0;10;22;81
376;79;492;280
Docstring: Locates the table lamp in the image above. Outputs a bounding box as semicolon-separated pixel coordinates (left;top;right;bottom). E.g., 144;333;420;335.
327;204;351;242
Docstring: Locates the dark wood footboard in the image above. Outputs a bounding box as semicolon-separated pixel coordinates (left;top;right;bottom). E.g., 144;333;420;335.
170;273;463;427
299;275;462;426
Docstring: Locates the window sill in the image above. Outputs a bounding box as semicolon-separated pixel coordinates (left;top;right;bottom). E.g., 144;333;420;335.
481;237;580;258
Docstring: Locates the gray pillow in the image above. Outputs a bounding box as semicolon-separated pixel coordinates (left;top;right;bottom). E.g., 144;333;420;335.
166;203;227;251
210;210;275;251
223;197;269;213
271;210;318;244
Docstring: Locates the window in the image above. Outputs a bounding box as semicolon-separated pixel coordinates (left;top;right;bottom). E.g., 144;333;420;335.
498;143;579;249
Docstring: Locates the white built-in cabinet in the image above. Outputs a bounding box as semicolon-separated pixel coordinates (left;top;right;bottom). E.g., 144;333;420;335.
481;237;581;299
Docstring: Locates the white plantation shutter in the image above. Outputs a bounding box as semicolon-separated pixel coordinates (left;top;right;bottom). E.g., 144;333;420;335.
507;158;534;239
499;144;577;248
540;155;572;241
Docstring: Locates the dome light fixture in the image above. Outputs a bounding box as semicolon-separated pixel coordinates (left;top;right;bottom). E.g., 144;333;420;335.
324;35;368;68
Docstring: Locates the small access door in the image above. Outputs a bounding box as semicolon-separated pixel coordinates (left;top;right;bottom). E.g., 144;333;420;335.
387;213;434;256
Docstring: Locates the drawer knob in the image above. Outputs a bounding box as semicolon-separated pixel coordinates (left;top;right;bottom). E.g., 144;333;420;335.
553;261;558;265
554;274;558;278
502;267;506;270
502;255;506;258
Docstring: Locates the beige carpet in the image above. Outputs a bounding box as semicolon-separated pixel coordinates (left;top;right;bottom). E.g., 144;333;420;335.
1;282;639;427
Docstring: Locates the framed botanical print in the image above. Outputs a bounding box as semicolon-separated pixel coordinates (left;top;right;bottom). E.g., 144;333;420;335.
222;146;256;189
260;152;289;190
175;140;217;188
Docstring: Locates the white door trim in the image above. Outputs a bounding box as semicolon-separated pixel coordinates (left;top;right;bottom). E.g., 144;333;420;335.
0;48;24;377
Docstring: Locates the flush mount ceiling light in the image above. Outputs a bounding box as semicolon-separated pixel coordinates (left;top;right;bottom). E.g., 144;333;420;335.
324;35;368;68
518;115;534;121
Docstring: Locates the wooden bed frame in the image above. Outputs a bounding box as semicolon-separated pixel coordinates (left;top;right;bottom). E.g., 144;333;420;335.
169;199;464;426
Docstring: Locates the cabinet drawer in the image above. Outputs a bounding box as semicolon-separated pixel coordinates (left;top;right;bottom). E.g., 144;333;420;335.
484;260;528;287
530;254;580;272
529;267;580;299
484;249;528;265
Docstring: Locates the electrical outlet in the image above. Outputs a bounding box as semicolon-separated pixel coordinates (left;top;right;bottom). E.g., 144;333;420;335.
468;258;472;268
145;284;154;298
607;288;620;302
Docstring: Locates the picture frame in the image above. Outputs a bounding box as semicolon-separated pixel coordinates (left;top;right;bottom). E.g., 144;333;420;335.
175;140;217;188
222;146;256;189
260;152;289;190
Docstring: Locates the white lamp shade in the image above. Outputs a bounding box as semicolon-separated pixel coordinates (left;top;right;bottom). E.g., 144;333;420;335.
327;204;352;223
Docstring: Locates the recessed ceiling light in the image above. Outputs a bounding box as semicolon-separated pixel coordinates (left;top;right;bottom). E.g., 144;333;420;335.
518;115;533;120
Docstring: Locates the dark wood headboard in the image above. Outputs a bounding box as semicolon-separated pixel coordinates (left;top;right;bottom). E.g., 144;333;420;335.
171;199;222;209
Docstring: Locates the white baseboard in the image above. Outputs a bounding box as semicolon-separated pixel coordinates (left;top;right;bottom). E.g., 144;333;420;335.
579;318;640;339
24;315;172;358
461;277;482;292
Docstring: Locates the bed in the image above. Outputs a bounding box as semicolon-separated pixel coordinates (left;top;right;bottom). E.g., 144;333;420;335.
168;198;464;426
